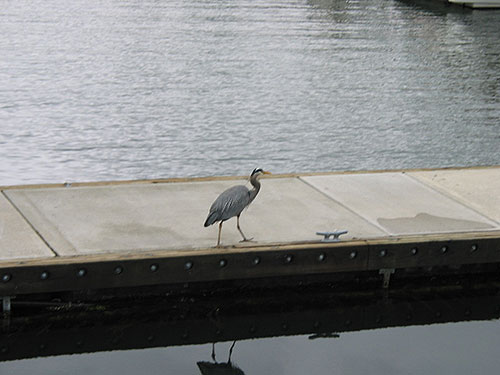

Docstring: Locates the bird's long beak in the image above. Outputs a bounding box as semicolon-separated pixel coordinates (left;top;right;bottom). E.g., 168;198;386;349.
263;171;271;175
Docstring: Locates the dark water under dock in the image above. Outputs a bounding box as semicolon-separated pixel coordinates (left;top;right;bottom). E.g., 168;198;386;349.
4;324;498;375
1;274;500;374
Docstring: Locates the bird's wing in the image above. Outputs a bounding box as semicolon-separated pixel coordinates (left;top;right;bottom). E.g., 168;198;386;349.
210;185;251;221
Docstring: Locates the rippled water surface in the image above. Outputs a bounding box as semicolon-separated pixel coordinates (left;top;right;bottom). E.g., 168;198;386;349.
1;0;499;185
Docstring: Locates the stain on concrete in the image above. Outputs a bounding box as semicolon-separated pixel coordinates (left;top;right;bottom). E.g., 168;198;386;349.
378;213;494;234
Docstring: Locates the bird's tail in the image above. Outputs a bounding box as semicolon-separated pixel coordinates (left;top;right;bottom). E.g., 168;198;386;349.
204;211;218;227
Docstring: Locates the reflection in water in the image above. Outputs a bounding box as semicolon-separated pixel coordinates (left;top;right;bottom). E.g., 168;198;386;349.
0;271;499;374
197;342;244;375
1;269;499;363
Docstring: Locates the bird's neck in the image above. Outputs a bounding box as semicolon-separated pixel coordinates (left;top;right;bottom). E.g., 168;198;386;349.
248;176;261;203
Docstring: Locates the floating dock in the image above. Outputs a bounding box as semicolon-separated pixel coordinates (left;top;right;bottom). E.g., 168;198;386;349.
1;166;500;304
447;0;500;8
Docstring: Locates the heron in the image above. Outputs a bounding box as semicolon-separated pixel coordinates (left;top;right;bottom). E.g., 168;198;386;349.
204;168;271;247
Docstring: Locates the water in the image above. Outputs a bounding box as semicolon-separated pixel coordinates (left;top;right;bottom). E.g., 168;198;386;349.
0;0;499;185
2;322;500;374
1;0;500;373
1;284;500;374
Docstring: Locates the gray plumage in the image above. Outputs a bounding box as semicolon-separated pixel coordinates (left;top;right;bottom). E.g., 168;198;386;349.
204;185;256;226
204;168;269;246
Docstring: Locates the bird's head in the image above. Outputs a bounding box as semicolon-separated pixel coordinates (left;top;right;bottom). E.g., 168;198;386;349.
250;168;271;179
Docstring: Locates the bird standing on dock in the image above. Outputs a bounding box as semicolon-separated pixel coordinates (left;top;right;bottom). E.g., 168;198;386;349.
204;168;271;247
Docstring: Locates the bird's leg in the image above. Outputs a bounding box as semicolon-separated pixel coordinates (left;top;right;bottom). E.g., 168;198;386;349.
228;341;236;363
237;215;253;242
217;221;223;247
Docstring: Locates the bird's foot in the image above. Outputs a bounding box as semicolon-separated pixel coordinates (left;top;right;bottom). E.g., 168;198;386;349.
240;237;254;243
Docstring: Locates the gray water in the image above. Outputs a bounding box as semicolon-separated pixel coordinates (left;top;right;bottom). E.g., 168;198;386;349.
1;0;499;185
1;0;500;373
1;321;500;374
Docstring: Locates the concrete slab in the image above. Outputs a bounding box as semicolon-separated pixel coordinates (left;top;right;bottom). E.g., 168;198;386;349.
409;168;500;224
234;177;385;244
0;193;54;260
301;173;499;235
4;178;385;255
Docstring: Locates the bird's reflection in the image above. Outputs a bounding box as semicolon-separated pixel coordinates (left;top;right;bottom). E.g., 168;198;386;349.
197;341;244;375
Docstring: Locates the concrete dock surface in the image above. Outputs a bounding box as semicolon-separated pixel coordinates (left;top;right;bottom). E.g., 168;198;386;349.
1;166;500;299
1;166;499;261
